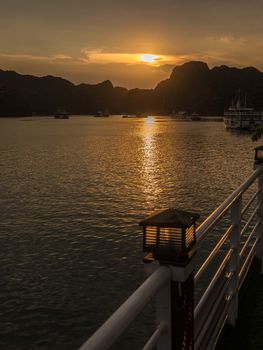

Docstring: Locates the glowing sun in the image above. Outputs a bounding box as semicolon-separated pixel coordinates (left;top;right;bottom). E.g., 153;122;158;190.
140;54;160;64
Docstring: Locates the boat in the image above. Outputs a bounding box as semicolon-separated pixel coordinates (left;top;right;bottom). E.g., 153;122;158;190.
54;109;70;119
93;111;110;117
122;115;148;118
135;115;147;118
190;113;201;121
170;111;188;120
224;92;263;130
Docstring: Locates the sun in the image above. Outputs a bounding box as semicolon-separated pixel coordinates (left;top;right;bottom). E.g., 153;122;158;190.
140;54;160;64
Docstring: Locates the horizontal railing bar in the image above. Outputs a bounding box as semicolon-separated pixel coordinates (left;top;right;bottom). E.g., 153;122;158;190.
197;167;262;242
205;305;228;350
195;226;233;283
195;273;231;348
195;249;233;319
240;221;260;258
239;253;256;291
79;266;171;350
142;321;167;350
241;189;259;217
240;206;259;236
197;203;233;244
238;238;258;289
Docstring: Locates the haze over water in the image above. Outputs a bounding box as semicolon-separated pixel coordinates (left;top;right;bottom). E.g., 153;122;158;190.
0;116;257;349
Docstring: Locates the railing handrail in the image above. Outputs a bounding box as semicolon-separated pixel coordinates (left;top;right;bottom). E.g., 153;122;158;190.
79;266;171;350
194;165;262;349
196;166;263;242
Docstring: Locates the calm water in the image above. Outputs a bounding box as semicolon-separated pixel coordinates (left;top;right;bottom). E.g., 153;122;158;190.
0;116;259;349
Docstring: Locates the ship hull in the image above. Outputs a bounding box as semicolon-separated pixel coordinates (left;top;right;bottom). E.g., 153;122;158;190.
224;110;263;130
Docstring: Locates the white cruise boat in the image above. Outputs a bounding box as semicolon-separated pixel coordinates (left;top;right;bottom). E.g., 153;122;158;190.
224;92;263;130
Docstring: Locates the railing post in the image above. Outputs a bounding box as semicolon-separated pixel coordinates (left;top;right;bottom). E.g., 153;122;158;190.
170;261;195;350
227;195;241;326
156;277;171;350
257;168;263;272
139;208;198;350
254;147;263;271
156;260;196;350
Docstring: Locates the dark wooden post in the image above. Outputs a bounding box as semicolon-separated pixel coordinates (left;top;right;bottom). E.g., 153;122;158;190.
171;271;194;350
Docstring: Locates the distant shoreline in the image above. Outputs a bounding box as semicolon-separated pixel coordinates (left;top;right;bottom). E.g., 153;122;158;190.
0;114;224;121
2;61;263;118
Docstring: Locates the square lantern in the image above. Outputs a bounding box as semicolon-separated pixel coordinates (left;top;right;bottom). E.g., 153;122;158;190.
139;208;200;265
255;145;263;164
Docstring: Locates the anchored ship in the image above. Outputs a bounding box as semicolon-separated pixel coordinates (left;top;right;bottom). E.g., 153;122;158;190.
224;91;263;130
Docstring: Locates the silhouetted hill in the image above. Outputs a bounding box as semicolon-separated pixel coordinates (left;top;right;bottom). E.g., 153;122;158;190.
154;61;263;115
1;61;263;116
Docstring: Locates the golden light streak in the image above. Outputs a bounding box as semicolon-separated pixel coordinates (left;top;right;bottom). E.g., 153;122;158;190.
0;50;201;69
81;49;177;66
140;54;161;64
140;117;162;208
145;116;155;124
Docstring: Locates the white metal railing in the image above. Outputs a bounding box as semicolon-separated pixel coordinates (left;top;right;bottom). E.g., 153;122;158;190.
79;165;263;350
194;165;263;349
79;266;171;350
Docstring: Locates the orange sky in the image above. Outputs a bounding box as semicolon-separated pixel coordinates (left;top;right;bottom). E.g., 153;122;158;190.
1;0;263;88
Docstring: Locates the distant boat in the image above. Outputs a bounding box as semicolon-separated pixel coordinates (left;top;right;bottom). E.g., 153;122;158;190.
94;111;110;117
135;113;147;118
224;91;263;130
191;113;201;121
170;111;187;120
122;114;148;118
54;109;70;119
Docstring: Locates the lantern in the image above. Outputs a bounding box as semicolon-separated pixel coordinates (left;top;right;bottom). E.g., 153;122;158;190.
139;208;199;265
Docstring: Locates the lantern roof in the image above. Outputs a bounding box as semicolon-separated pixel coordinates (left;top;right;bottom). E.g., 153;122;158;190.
139;208;200;228
255;145;263;151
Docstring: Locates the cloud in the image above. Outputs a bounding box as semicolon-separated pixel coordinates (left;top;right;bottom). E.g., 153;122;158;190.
219;36;235;44
216;34;248;48
0;53;49;61
80;49;184;68
51;54;74;62
0;53;72;61
81;49;140;65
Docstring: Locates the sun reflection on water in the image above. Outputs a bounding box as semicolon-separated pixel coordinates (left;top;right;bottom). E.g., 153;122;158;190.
140;117;162;209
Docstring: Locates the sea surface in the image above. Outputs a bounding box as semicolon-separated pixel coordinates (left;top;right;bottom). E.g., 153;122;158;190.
0;116;259;349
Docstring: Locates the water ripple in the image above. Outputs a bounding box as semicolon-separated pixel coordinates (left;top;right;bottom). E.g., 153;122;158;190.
0;116;258;349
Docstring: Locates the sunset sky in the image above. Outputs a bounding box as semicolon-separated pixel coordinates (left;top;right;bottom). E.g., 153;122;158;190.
1;0;263;88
